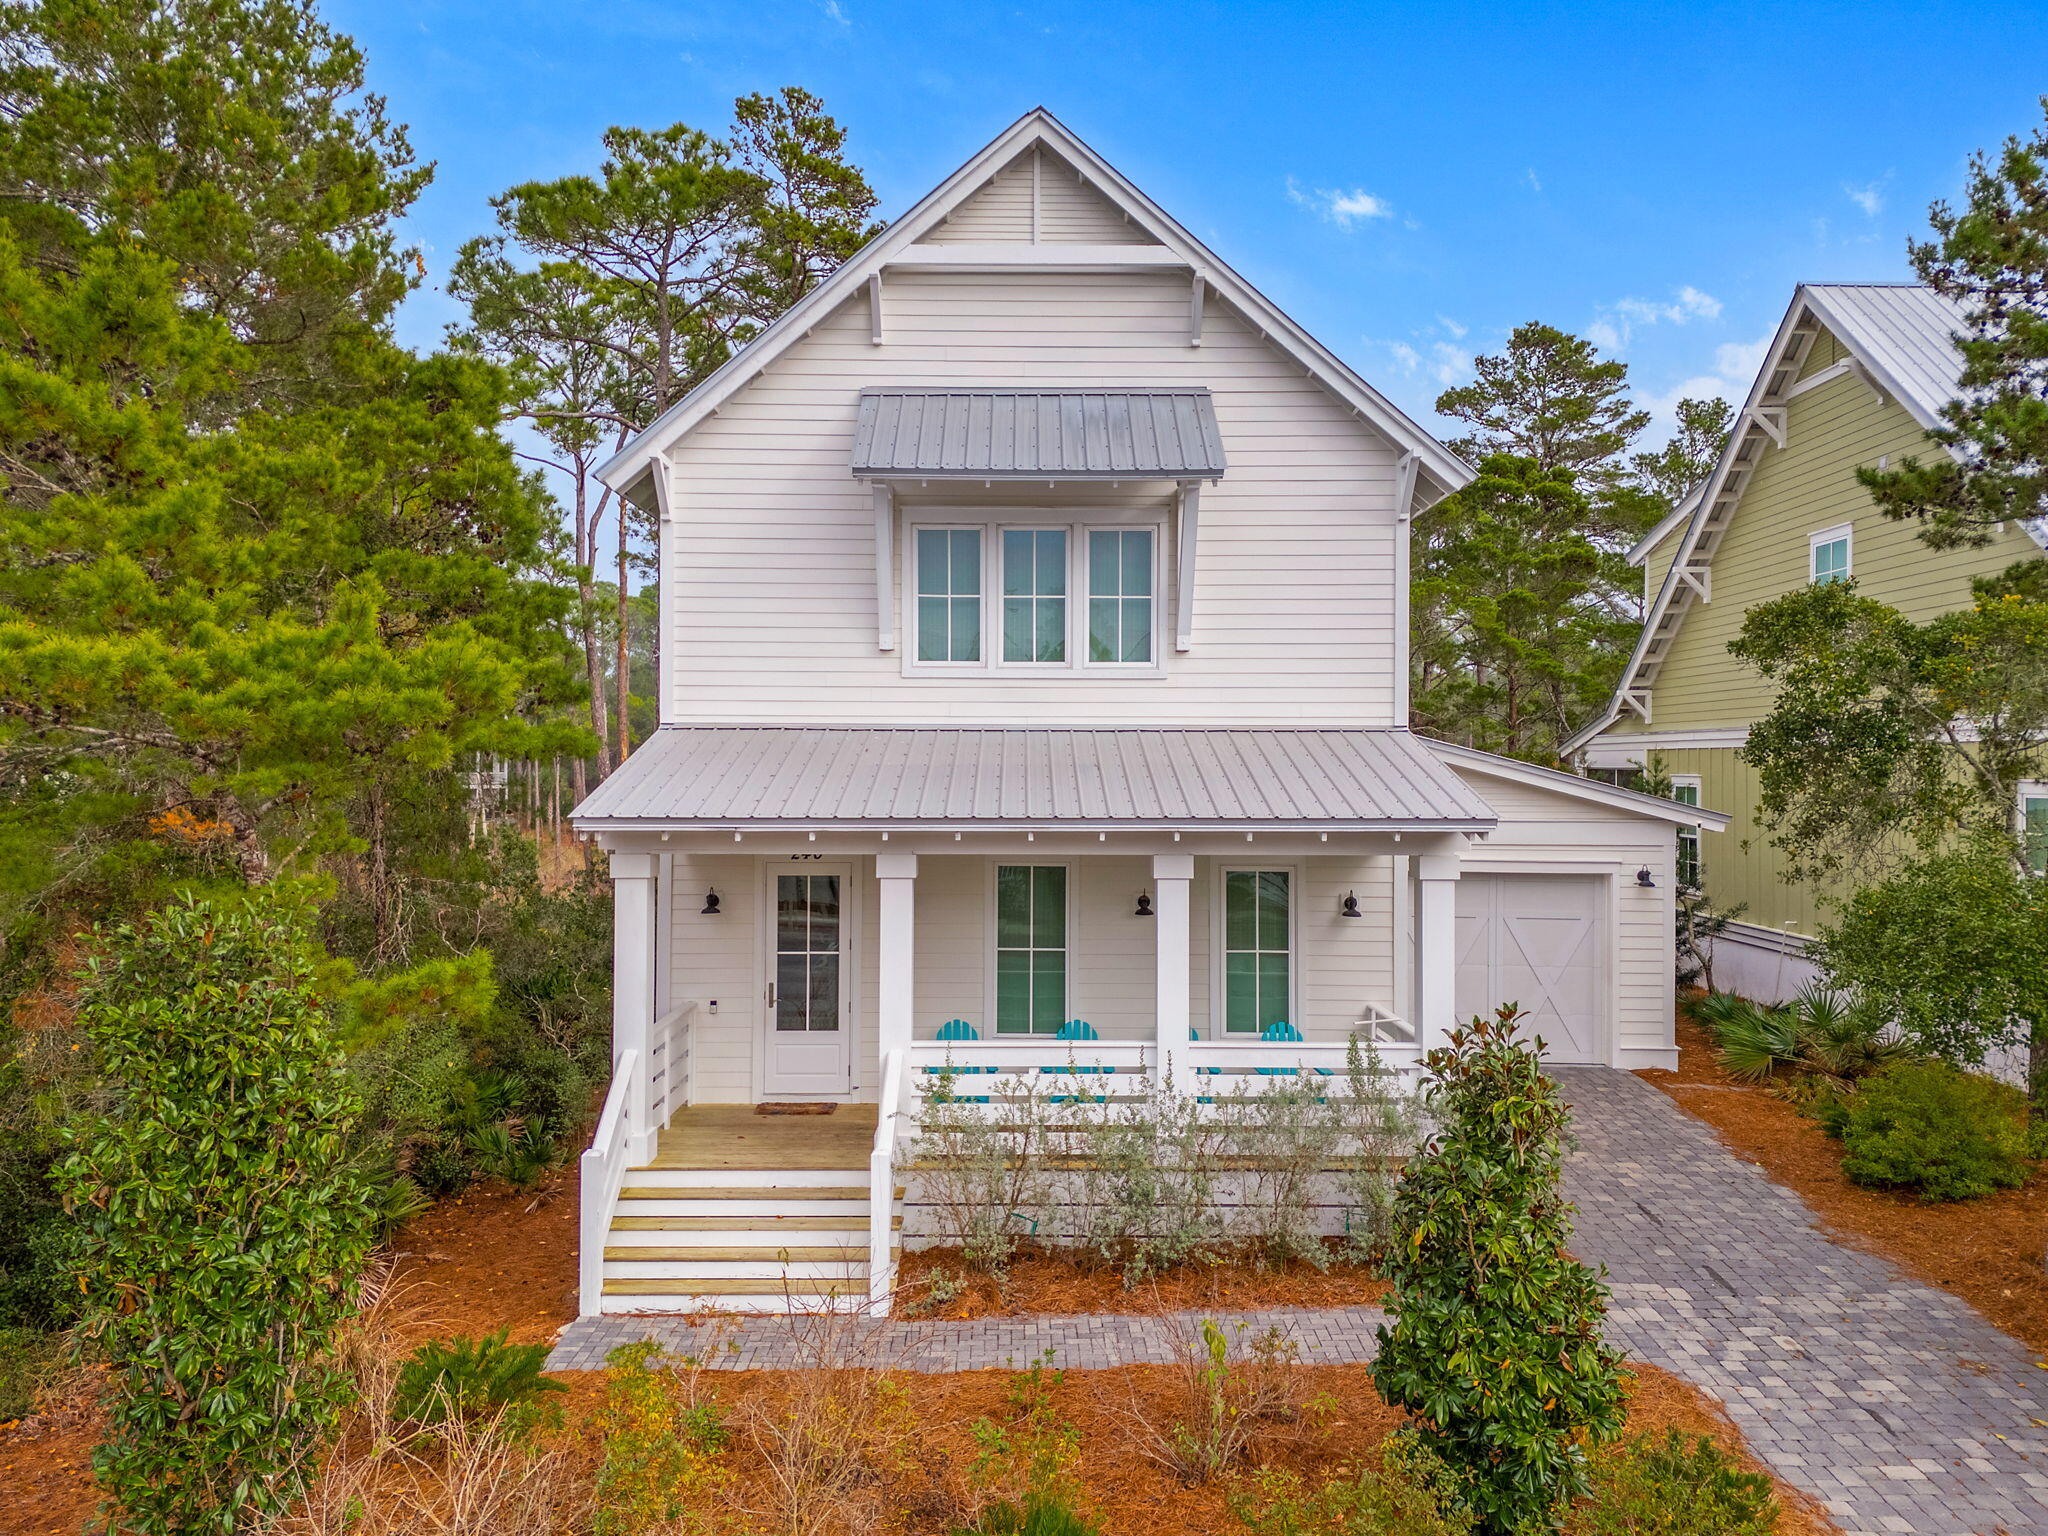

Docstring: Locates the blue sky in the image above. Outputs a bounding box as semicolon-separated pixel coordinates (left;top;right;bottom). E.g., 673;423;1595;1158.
334;0;2048;447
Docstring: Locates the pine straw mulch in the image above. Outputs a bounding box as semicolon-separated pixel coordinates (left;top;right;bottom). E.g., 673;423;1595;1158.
525;1354;1835;1536
894;1244;1390;1319
1640;1008;2048;1358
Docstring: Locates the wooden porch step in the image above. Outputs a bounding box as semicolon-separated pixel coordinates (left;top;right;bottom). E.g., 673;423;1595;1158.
611;1215;900;1232
602;1245;875;1263
616;1184;892;1202
602;1278;858;1296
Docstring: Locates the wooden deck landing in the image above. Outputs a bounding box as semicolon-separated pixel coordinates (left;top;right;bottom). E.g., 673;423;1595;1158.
643;1103;879;1170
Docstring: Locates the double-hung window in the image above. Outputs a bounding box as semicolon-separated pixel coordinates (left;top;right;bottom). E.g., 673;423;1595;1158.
1002;529;1068;663
1088;529;1155;664
907;519;1160;672
1669;776;1703;889
995;865;1068;1034
1810;524;1852;585
1222;869;1291;1034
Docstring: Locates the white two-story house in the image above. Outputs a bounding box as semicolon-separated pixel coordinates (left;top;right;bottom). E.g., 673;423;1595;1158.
570;109;1723;1316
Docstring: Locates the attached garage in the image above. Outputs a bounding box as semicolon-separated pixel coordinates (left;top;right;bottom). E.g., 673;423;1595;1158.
1454;873;1608;1066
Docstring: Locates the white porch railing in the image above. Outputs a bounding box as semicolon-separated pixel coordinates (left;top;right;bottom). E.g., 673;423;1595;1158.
647;999;699;1129
578;1046;640;1317
867;1048;909;1311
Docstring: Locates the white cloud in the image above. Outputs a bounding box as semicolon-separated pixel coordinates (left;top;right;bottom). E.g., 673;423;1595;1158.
1637;329;1775;433
1437;314;1468;340
1371;327;1467;388
1713;335;1770;381
819;0;849;23
1844;180;1884;217
1590;285;1723;352
1286;176;1395;229
1525;168;1543;194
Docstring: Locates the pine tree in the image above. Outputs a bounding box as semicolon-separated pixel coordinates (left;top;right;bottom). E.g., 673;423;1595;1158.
0;1;587;953
1627;396;1734;508
1436;322;1650;498
1860;98;2048;548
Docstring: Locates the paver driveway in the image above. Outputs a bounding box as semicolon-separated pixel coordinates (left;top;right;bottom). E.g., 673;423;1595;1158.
1556;1066;2048;1536
553;1069;2048;1535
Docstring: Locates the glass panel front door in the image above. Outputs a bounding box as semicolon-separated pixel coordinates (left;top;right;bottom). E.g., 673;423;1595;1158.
766;866;853;1095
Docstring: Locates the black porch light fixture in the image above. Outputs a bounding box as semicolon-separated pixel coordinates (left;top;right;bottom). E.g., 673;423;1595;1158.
1340;891;1362;918
1635;866;1656;888
1134;891;1154;917
701;888;723;914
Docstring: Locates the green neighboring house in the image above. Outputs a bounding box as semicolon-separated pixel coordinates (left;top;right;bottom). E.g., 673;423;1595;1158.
1566;283;2046;1001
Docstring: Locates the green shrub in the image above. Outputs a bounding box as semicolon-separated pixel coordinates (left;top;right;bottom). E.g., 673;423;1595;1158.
393;1328;566;1427
54;893;381;1535
594;1340;729;1536
957;1494;1104;1536
1230;1431;1474;1535
1707;987;1909;1086
1370;1006;1626;1535
1569;1429;1777;1535
0;1325;61;1422
1839;1061;2028;1202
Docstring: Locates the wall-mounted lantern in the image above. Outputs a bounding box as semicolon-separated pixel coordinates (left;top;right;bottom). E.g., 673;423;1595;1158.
1134;891;1154;917
701;888;723;914
1635;867;1656;889
1340;891;1362;918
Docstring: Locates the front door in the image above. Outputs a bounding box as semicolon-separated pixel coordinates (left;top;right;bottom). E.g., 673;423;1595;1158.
764;863;855;1097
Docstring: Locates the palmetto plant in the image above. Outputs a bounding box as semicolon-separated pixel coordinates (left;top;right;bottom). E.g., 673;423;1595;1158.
1702;986;1913;1085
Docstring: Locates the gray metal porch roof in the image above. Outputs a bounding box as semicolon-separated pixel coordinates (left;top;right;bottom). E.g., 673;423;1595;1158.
851;389;1227;480
572;727;1496;830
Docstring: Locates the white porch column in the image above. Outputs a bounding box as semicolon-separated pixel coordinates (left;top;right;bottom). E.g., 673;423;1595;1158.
609;850;659;1162
1412;852;1462;1057
875;851;918;1072
1152;853;1195;1087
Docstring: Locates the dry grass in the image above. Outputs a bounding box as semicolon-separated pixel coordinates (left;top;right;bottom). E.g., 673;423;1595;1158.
1118;1316;1317;1485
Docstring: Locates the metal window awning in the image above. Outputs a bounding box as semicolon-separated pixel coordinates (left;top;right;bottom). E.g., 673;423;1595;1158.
851;389;1227;480
571;726;1497;831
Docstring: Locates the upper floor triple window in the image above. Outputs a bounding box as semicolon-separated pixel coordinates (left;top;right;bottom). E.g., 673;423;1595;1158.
1809;524;1852;585
910;520;1159;673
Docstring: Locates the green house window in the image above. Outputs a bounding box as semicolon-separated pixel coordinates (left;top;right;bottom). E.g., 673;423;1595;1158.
1001;529;1067;662
916;528;982;662
1088;528;1154;663
1223;869;1290;1034
1672;780;1702;889
996;865;1067;1034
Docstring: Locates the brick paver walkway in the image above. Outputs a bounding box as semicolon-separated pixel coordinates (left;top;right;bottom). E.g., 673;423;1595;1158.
545;1303;1385;1372
1555;1066;2048;1536
552;1069;2048;1536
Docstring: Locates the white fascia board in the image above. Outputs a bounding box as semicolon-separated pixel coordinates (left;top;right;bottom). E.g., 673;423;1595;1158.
596;108;1471;497
1564;289;1820;756
882;243;1188;270
1427;739;1732;830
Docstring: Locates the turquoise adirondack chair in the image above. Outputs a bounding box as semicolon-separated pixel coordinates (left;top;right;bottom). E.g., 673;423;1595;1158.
1256;1020;1335;1077
927;1018;992;1102
1044;1019;1110;1101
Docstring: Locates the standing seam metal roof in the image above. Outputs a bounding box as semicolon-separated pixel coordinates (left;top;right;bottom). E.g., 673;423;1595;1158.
1801;284;1968;429
851;389;1227;478
571;727;1496;827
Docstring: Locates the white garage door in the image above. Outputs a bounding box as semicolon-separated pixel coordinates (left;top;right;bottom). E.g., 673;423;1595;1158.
1454;875;1606;1065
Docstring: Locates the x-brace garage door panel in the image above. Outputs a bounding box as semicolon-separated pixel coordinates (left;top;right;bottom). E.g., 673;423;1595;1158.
1453;874;1605;1065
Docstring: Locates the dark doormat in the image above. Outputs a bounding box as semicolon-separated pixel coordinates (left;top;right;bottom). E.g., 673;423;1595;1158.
755;1102;838;1116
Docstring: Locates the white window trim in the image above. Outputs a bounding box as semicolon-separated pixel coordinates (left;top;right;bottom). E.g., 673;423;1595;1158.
984;859;1077;1036
1809;522;1853;584
2020;781;2048;876
1211;863;1300;1037
902;510;1166;678
1669;775;1703;888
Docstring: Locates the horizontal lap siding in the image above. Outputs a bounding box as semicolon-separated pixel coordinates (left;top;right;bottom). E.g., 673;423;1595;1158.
1626;333;2037;734
667;270;1401;725
1449;773;1677;1062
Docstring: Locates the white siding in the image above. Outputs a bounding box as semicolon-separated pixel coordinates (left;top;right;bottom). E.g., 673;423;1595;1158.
1445;771;1680;1068
664;267;1404;726
919;151;1159;245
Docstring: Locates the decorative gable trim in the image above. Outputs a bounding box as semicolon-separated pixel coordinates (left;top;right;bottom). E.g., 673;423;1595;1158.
595;107;1469;509
1564;284;1964;756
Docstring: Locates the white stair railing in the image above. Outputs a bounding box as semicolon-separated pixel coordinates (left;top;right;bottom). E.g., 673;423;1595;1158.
867;1048;908;1313
578;1047;639;1317
647;1000;699;1126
